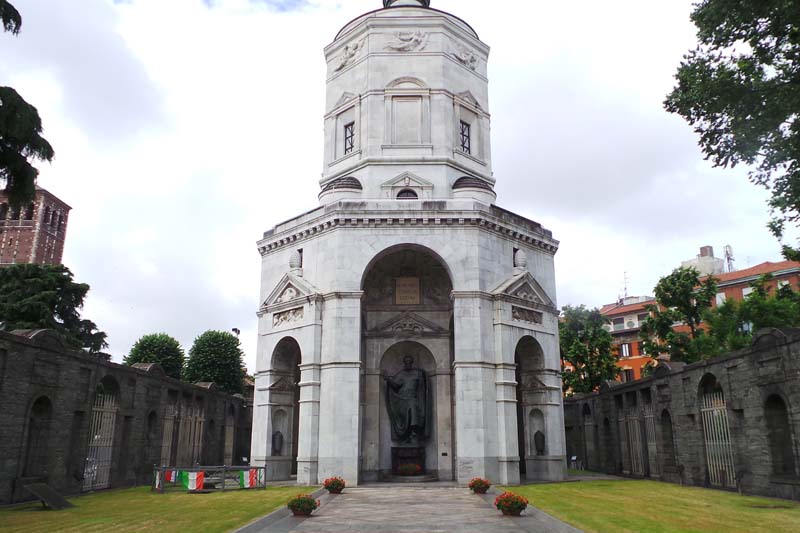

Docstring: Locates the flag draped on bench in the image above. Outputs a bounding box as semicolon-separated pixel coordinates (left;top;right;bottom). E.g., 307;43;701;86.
181;471;205;491
239;468;263;489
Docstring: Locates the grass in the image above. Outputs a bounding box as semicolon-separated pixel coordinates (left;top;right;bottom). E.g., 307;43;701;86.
0;485;317;533
501;479;800;533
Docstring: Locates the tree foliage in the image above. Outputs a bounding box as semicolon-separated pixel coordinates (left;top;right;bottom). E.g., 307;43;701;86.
124;333;185;380
705;276;800;352
1;0;21;35
1;1;53;206
640;267;718;364
183;331;245;394
665;0;800;259
560;305;619;395
0;264;107;352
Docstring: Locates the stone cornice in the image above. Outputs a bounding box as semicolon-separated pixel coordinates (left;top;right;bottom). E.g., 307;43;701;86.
321;155;494;185
258;203;559;258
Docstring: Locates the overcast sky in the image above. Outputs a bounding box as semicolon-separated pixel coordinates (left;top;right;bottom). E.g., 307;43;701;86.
0;0;787;371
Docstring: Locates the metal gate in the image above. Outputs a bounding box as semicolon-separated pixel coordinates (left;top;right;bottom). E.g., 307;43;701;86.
82;393;118;491
160;404;178;466
643;405;660;478
701;390;736;488
626;408;645;476
618;413;631;475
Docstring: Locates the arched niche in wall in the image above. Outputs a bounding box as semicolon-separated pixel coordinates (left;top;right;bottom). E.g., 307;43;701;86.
24;396;54;477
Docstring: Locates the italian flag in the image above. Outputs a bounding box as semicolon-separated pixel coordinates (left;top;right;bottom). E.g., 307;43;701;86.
164;470;179;483
239;469;262;489
181;471;205;491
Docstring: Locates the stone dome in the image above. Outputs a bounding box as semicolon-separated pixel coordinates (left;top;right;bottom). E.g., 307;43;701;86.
322;177;363;192
452;176;494;192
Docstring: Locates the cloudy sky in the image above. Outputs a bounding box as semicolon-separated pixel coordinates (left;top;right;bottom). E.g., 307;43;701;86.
0;0;787;371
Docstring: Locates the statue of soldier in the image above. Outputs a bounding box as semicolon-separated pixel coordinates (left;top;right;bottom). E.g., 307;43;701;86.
384;355;428;444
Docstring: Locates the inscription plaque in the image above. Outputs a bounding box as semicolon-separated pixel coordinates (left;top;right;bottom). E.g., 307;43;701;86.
395;277;420;305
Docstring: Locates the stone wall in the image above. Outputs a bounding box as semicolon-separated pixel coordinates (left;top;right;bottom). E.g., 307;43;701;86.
565;328;800;501
0;330;251;504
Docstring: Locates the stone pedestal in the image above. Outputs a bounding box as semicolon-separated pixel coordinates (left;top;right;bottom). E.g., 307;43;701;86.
392;447;426;474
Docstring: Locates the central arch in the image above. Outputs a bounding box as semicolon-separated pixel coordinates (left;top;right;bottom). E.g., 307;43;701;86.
360;246;455;481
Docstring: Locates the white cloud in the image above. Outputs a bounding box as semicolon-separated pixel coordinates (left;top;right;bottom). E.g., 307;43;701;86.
1;0;787;372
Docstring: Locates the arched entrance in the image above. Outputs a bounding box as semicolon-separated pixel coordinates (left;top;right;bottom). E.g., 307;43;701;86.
360;246;454;481
269;337;301;478
515;336;545;478
83;376;119;491
699;374;736;488
24;396;53;478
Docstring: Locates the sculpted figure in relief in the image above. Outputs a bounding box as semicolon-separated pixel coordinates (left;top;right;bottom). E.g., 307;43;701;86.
273;307;304;327
335;38;366;72
451;40;478;70
384;355;429;445
385;31;429;52
276;286;298;304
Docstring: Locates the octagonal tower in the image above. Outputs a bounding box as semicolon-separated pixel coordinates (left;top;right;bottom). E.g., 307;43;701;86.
252;1;566;487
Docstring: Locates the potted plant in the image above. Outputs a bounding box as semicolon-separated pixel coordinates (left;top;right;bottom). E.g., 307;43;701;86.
468;477;491;494
494;491;529;516
398;463;422;476
323;477;346;494
287;494;320;517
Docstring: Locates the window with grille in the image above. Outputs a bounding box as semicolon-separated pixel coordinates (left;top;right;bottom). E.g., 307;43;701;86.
459;120;471;154
344;122;356;155
622;369;635;382
620;343;631;358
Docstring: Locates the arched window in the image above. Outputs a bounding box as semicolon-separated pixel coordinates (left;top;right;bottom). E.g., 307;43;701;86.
51;211;58;228
24;203;34;220
765;395;796;476
44;206;51;224
397;189;418;200
660;410;677;469
0;203;7;220
24;396;54;476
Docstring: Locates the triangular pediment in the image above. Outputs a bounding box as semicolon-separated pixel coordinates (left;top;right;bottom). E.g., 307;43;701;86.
381;171;434;190
457;91;482;110
263;273;320;308
333;91;358;110
268;377;296;392
372;311;447;336
492;272;555;308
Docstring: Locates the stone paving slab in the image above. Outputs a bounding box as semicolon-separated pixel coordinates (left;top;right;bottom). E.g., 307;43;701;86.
254;486;580;533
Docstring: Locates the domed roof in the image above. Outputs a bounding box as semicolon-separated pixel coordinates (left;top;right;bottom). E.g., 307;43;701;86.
452;176;494;192
322;177;363;192
384;0;431;7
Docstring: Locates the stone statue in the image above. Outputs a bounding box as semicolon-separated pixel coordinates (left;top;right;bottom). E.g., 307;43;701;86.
271;430;284;456
534;431;546;457
383;355;428;444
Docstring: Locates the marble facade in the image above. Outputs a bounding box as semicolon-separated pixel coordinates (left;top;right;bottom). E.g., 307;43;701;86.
251;1;567;486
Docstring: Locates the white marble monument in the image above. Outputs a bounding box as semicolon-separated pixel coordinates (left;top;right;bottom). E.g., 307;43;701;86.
251;0;567;486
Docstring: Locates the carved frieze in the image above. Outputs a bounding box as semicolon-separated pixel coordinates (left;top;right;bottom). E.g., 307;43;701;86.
451;40;478;70
273;307;304;328
335;38;366;72
385;31;429;52
513;287;544;304
513;306;544;325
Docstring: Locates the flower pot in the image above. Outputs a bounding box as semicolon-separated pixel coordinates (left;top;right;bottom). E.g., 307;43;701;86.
501;509;522;516
472;488;489;494
327;488;343;494
292;510;313;517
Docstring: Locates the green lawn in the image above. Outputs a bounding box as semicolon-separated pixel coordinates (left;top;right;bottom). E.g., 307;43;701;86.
0;485;316;533
503;479;800;533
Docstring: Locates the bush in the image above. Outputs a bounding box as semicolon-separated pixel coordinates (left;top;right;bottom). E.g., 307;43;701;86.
183;331;245;394
287;494;320;515
323;477;346;493
494;491;529;516
124;333;184;379
468;478;491;494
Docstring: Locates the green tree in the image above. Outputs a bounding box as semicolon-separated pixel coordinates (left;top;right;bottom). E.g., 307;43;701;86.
1;0;21;34
560;305;619;395
0;263;107;352
640;267;719;363
665;0;800;259
183;331;245;394
1;1;54;206
124;333;185;380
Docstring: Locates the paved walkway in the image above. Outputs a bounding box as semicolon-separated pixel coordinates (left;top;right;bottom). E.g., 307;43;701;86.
245;486;580;532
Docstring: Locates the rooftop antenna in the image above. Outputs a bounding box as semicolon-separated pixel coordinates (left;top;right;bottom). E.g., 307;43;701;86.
724;245;735;273
623;271;630;299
